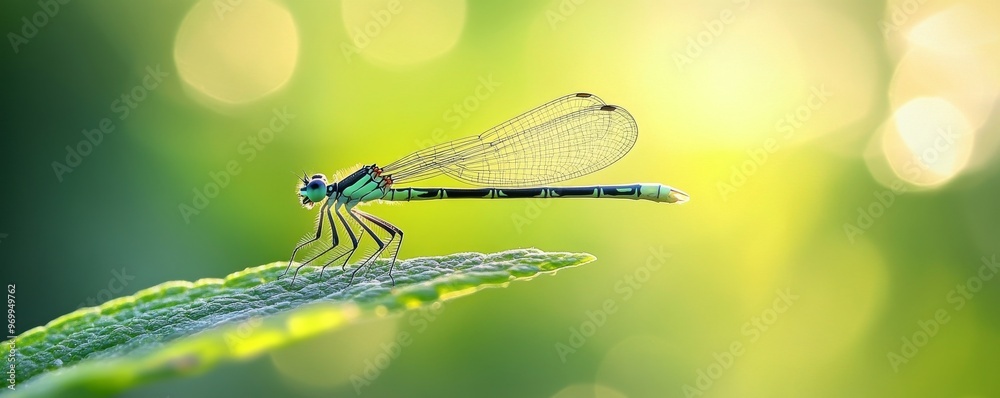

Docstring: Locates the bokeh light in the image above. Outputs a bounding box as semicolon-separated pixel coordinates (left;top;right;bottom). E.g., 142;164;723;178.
906;3;1000;52
174;0;299;105
877;0;1000;187
881;97;975;187
889;33;998;133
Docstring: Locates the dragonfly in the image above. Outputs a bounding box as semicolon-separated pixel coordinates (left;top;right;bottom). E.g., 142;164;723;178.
281;93;689;285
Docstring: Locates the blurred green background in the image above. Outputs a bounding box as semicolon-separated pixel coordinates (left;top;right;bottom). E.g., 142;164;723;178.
2;0;999;397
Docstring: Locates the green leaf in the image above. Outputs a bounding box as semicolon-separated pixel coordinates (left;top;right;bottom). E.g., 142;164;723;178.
1;249;594;397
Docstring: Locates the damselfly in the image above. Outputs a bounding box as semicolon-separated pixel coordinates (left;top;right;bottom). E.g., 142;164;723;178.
282;93;688;285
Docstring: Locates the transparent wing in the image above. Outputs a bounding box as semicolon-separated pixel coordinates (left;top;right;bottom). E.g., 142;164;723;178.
382;93;638;187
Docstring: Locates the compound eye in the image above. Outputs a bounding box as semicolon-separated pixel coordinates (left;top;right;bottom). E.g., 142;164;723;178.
304;179;327;202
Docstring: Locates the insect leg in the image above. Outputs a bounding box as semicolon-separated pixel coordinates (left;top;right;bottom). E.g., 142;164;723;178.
319;208;362;279
282;202;326;280
353;209;403;286
290;204;341;285
346;209;385;285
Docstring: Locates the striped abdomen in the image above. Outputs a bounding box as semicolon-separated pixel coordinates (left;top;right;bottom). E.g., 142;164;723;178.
381;184;689;204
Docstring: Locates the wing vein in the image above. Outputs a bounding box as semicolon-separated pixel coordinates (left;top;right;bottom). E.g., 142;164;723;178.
382;93;637;187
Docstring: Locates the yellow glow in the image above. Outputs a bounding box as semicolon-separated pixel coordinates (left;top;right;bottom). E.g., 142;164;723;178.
890;2;1000;172
341;0;466;66
907;4;1000;52
621;2;876;149
174;0;299;104
881;0;941;56
230;330;285;358
270;316;399;390
404;297;425;309
692;147;844;300
438;285;480;301
665;8;803;148
773;4;879;147
889;38;999;132
286;308;345;338
881;97;974;187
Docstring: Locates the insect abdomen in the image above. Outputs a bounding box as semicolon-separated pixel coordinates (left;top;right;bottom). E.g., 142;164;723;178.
381;184;688;203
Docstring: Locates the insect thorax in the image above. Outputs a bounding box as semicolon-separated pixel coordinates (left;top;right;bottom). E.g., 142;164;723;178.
336;164;393;203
